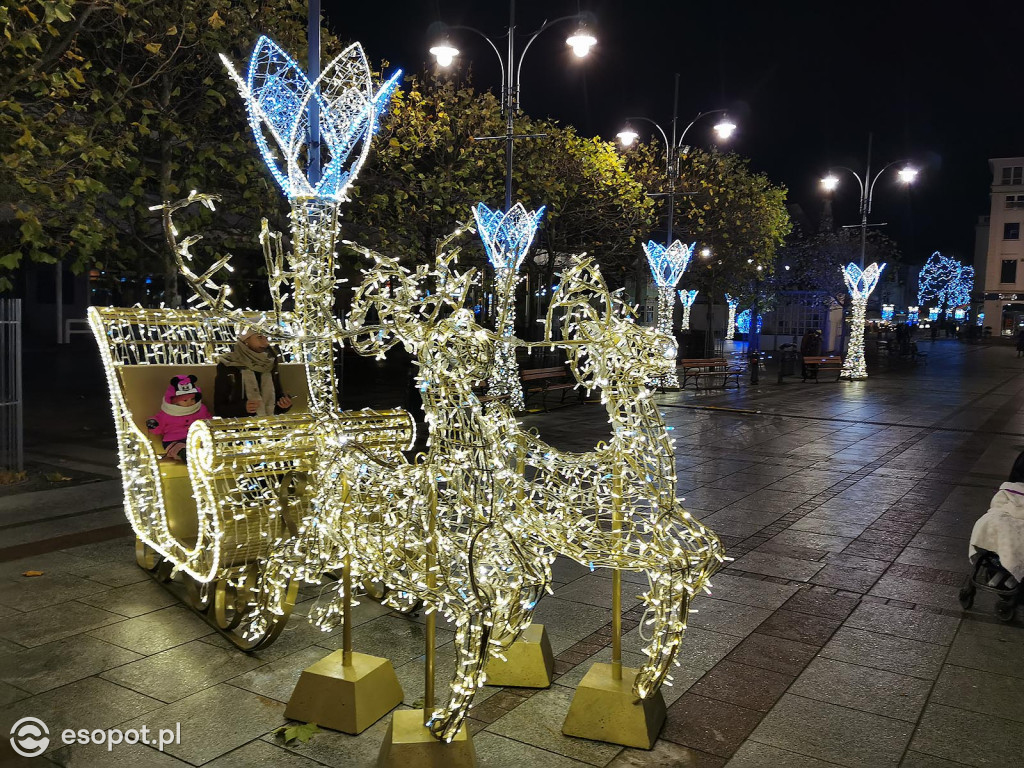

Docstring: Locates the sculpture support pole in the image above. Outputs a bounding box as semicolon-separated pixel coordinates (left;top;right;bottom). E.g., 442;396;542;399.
424;483;437;727
342;553;353;667
611;469;623;681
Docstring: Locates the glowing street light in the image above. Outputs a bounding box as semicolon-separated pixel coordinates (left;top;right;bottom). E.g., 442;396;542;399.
820;133;921;380
429;39;459;68
616;123;639;147
566;27;597;57
713;116;737;140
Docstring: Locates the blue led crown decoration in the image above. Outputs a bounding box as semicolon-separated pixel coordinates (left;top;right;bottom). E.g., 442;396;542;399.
473;202;546;410
473;202;547;272
840;261;886;379
641;240;693;388
735;308;762;335
881;304;894;322
644;240;695;289
221;36;401;202
928;307;939;321
678;289;698;331
907;306;919;325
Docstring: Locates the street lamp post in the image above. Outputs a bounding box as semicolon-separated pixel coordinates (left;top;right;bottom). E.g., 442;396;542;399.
617;74;735;385
431;1;596;408
820;132;917;380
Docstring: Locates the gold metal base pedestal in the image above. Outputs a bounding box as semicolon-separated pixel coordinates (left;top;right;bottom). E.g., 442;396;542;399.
484;623;554;688
561;663;666;749
376;709;477;768
285;650;403;735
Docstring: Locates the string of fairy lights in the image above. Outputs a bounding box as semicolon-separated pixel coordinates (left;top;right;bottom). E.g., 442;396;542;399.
724;294;739;341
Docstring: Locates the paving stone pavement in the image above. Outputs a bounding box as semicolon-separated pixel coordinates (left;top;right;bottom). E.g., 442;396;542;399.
1;338;1022;767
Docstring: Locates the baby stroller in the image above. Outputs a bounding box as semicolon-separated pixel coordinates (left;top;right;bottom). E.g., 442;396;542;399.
959;452;1024;622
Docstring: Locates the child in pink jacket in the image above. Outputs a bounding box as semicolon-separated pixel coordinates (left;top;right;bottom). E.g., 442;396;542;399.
146;374;212;462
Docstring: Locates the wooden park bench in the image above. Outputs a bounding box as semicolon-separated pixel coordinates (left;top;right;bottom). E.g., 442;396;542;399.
801;355;843;381
521;365;580;411
680;358;743;390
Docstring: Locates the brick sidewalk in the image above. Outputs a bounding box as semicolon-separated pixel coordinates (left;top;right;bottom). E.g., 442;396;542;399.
0;338;1021;767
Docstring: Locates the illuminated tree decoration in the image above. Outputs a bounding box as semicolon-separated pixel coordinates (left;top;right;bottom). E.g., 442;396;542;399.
881;304;894;322
643;240;693;388
724;293;739;341
473;202;546;410
917;251;974;319
907;306;919;325
735;308;762;334
954;308;966;321
840;261;885;380
678;289;698;332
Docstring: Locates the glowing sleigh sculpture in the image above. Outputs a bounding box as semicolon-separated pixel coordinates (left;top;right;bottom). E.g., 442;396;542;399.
89;36;408;651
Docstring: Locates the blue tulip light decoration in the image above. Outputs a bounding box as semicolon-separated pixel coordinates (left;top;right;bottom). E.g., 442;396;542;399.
473;202;546;410
222;36;401;203
678;289;698;332
219;36;401;413
840;261;885;380
643;240;694;387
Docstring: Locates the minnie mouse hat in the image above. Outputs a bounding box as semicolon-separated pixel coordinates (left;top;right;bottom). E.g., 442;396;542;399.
165;374;201;402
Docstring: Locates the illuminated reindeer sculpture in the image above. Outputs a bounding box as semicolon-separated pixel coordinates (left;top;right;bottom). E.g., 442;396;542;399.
520;258;726;701
299;234;551;742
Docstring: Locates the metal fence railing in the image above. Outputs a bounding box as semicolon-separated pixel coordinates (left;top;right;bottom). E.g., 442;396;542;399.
1;299;23;471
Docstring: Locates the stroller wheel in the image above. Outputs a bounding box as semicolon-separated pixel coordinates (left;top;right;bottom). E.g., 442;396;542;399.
958;580;976;610
995;599;1016;622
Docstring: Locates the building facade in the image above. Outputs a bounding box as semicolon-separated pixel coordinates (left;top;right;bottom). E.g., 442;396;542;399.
980;158;1024;336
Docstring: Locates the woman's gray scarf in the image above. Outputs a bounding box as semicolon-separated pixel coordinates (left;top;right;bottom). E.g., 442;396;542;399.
217;341;276;417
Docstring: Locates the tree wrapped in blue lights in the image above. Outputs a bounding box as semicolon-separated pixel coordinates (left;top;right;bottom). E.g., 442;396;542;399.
474;202;546;409
841;262;885;380
735;308;762;334
917;251;974;318
678;289;698;332
643;240;694;387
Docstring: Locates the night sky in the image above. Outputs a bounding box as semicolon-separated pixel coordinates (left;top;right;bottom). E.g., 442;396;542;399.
327;0;1024;268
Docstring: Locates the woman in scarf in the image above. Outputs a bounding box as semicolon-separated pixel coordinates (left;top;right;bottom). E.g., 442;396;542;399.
214;330;293;417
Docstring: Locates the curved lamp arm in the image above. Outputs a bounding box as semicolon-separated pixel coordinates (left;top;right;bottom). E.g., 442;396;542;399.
866;159;911;216
443;24;507;104
624;116;671;175
514;13;593;110
676;109;729;148
827;165;866;202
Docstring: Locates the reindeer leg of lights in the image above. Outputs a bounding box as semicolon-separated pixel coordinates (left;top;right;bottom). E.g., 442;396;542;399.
678;289;697;333
840;262;885;380
516;259;724;749
643;240;694;389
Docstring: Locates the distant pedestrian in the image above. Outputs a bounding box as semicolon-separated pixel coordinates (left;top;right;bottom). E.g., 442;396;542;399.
215;330;293;417
800;328;822;357
1016;329;1024;358
146;374;212;462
